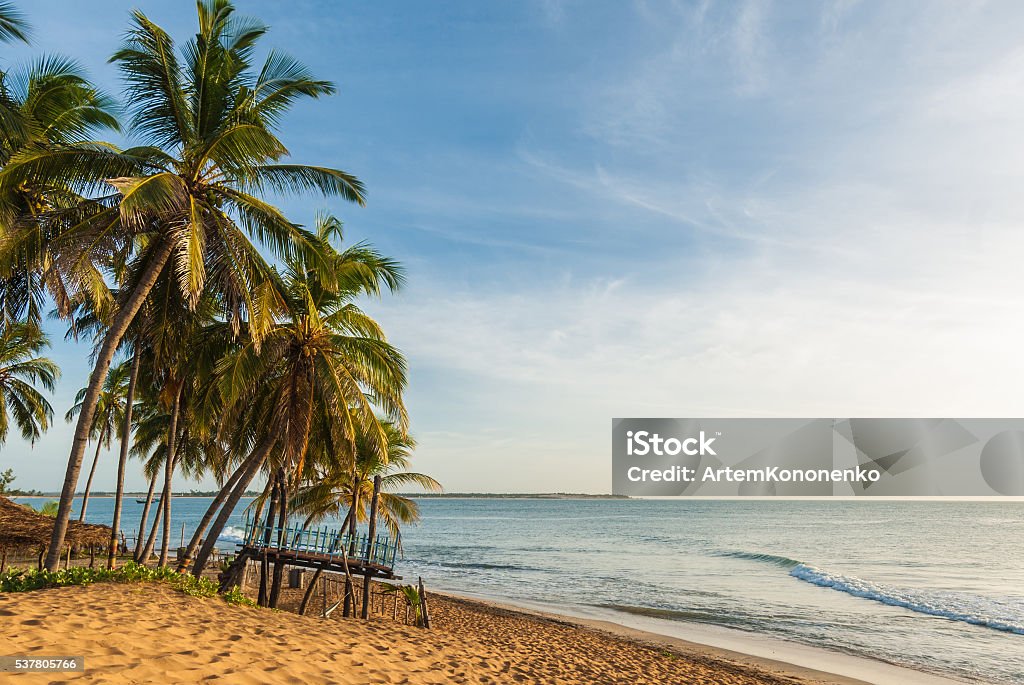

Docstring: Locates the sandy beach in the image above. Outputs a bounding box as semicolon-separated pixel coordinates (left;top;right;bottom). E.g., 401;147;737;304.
0;581;869;685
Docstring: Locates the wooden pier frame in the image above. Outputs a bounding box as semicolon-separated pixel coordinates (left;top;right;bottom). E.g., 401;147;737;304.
234;515;400;581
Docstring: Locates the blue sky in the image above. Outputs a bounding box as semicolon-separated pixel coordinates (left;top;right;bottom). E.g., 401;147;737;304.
4;1;1024;492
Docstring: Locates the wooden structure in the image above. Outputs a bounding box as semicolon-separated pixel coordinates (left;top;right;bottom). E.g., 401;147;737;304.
234;513;399;579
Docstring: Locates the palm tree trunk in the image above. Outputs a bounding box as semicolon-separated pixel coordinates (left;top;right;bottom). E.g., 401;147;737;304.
134;472;158;561
46;238;175;570
244;480;272;546
258;471;280;606
109;350;140;568
78;435;104;522
299;565;325;615
361;475;382;619
343;480;360;618
158;387;183;567
269;469;288;608
139;490;163;563
191;434;275;578
175;460;247;572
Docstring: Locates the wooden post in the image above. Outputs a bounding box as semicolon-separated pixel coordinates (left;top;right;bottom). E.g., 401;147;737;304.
65;545;71;569
360;476;382;619
257;548;269;606
393;591;399;620
89;545;95;568
1;549;7;573
418;577;431;629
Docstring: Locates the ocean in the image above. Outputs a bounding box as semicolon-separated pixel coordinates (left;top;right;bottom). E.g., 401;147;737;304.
15;497;1024;684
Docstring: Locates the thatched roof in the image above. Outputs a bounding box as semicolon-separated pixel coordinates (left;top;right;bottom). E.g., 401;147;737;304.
0;496;112;551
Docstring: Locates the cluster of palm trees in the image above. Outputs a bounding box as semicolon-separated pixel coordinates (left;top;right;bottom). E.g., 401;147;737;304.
0;0;439;579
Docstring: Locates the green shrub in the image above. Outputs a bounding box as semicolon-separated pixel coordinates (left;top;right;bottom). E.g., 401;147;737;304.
222;585;257;607
1;561;229;604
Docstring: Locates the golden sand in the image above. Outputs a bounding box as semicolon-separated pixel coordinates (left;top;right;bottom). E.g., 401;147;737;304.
0;582;858;684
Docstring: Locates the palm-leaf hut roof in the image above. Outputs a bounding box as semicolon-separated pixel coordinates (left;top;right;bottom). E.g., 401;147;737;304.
0;496;111;552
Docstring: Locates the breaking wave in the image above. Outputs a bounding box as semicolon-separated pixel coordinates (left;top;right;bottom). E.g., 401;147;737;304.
718;550;802;568
217;526;246;543
790;564;1024;635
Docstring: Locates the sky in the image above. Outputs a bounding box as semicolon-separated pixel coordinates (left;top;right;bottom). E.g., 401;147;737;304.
3;0;1024;493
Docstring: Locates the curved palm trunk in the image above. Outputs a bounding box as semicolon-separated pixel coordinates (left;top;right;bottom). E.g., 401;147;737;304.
46;238;174;570
298;566;325;615
157;458;175;566
134;473;158;561
191;434;276;578
109;350;141;568
343;480;361;618
78;435;104;522
158;388;183;567
176;461;247;572
139;492;163;563
244;480;272;546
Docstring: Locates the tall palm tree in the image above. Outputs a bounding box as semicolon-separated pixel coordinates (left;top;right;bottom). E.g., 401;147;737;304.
0;0;366;570
188;218;407;576
65;361;129;521
0;319;58;446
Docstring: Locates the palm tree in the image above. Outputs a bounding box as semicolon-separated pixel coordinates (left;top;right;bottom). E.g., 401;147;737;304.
0;55;120;325
0;2;28;44
293;423;441;541
188;217;408;577
0;0;366;570
292;422;439;615
65;362;129;521
0;319;59;446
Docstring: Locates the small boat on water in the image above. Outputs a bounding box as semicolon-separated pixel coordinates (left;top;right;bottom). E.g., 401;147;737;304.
136;498;160;504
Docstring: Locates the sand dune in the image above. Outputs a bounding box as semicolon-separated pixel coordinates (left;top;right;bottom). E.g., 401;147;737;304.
1;582;847;684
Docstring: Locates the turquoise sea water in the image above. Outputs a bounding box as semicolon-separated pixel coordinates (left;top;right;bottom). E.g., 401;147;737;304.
16;497;1024;684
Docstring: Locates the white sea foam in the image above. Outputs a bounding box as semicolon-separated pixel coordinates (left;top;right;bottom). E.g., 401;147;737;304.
217;525;246;543
790;564;1024;635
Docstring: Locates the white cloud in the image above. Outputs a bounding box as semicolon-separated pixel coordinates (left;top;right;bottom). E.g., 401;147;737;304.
374;1;1024;492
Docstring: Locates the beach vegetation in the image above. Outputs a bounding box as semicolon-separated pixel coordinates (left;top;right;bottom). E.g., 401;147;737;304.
222;584;257;607
0;560;230;601
382;583;424;627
